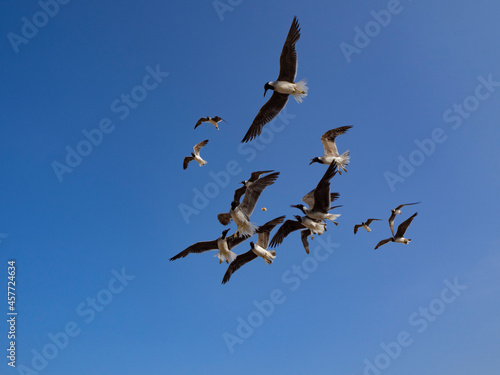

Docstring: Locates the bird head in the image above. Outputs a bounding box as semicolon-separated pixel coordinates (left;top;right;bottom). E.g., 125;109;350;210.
239;180;246;185
291;204;305;214
309;157;320;165
221;228;230;239
293;215;302;222
264;82;274;97
249;241;255;248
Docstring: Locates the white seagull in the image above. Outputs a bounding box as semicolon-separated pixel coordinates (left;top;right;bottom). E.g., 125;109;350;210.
194;116;226;130
228;172;280;236
221;216;285;284
269;215;326;254
388;202;420;236
291;162;340;224
241;16;308;143
375;212;418;250
169;229;248;264
310;126;352;174
183;139;209;170
354;218;381;234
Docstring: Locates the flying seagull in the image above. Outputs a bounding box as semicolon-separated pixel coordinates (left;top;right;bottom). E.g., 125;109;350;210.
221;216;285;284
310;126;352;174
241;16;308;143
183;139;209;170
169;229;248;264
375;212;418;250
291;162;340;224
228;172;280;236
354;219;381;234
217;170;276;226
194;116;226;130
388;202;420;236
269;215;326;254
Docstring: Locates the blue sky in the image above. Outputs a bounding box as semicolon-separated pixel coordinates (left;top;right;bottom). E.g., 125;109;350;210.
1;0;500;374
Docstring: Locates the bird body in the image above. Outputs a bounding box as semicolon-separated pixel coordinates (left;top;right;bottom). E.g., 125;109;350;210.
183;139;209;170
354;218;381;234
251;242;276;265
375;212;418;250
215;235;237;264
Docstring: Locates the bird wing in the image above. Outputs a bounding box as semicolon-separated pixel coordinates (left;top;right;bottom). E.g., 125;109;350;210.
311;162;337;213
194;117;208;129
395;212;418;238
366;218;381;226
388;212;397;236
320;126;352;157
183;156;194;170
169;240;218;261
374;238;392;250
217;212;232;226
256;216;286;248
354;224;361;234
301;189;315;208
221;249;258;284
277;16;301;82
300;229;311;254
269;219;304;248
242;92;289;142
233;185;247;203
249;170;274;181
193;139;209;154
395;202;421;210
213;116;225;123
226;233;251;249
239;172;280;217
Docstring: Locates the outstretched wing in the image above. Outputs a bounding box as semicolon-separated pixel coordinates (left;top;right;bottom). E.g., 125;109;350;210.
239;172;280;217
395;212;418;238
269;219;304;248
256;216;286;248
366;218;381;226
169;240;218;261
194;117;208;129
320;126;352;157
242;92;289;143
395;202;421;211
221;250;258;284
193;139;209;154
374;238;392;250
183;156;194;170
300;229;311;254
311;162;337;213
226;233;250;249
354;224;362;234
213;116;225;123
277;16;301;82
388;212;397;236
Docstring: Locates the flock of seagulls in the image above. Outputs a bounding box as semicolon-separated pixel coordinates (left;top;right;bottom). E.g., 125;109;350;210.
173;17;421;283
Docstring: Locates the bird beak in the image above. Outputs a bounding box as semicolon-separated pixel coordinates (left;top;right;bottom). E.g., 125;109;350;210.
290;205;299;208
309;159;314;165
239;181;245;184
264;88;268;97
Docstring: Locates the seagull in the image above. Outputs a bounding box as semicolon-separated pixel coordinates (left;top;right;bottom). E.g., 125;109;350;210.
291;162;340;224
388;202;420;236
269;215;326;254
183;139;209;170
309;126;352;174
241;16;308;143
169;229;248;264
194;116;226;130
217;170;276;226
234;170;275;202
354;219;381;234
228;172;280;236
375;212;418;250
221;216;284;284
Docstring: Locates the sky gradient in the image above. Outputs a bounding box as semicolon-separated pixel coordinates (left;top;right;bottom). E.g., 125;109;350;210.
1;1;500;374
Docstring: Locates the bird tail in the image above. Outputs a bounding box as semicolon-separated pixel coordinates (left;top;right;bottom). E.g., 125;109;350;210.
335;150;350;172
292;79;308;103
214;250;237;264
366;227;372;232
326;213;341;223
264;250;276;265
239;222;258;236
217;213;232;226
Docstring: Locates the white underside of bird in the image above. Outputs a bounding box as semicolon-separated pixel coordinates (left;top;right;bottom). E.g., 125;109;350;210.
393;237;411;244
320;151;350;172
214;238;237;264
194;154;207;166
271;80;308;103
303;210;341;224
301;216;326;236
208;119;220;129
252;244;276;265
362;225;372;232
231;208;258;236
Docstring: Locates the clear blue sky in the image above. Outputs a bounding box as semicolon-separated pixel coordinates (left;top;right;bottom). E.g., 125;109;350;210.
1;0;500;374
